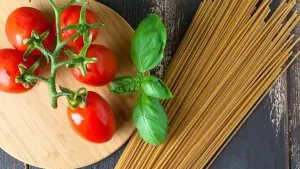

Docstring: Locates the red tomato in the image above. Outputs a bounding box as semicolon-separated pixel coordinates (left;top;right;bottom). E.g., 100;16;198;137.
67;91;116;143
0;49;39;93
58;5;99;48
72;44;117;86
5;7;54;56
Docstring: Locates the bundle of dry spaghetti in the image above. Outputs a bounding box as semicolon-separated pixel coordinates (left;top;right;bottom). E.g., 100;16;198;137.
117;0;300;168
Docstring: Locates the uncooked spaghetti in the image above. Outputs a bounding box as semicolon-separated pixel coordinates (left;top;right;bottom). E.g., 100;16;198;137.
116;0;300;168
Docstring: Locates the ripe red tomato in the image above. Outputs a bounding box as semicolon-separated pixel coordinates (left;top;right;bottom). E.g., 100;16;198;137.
67;91;116;143
58;5;99;48
5;7;54;56
0;49;39;93
72;44;117;86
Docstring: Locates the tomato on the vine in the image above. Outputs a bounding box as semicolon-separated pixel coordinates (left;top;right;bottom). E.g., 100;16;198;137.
72;44;117;86
58;5;99;48
67;91;116;143
5;7;54;56
0;49;39;93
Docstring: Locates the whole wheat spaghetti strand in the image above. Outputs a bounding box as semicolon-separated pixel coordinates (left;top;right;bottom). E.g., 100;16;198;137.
177;19;296;168
164;0;270;118
186;29;299;168
169;0;292;147
162;6;272;160
115;0;299;168
164;0;221;87
165;23;271;168
188;34;298;168
168;30;284;168
155;14;267;169
149;0;255;166
180;39;292;168
162;0;258;139
182;0;288;158
163;0;211;83
164;0;256;116
163;0;229;115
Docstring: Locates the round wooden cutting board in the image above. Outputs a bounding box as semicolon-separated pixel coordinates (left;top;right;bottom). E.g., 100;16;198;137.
0;0;137;168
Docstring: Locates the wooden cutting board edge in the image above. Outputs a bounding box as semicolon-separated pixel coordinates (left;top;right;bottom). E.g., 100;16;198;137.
0;1;143;168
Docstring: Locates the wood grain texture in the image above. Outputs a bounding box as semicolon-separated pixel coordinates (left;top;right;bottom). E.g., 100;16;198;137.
100;0;151;29
288;1;300;169
0;1;138;169
29;145;126;169
288;54;300;169
149;0;199;78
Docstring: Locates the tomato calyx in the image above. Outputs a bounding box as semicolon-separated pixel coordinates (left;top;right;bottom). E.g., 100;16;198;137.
60;2;104;42
15;57;43;88
63;33;98;76
59;86;88;109
23;30;52;63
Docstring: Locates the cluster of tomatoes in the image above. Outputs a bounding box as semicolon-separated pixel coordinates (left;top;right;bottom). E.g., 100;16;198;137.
0;6;117;143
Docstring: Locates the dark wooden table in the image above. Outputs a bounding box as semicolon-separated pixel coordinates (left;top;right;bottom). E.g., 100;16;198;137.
1;0;299;168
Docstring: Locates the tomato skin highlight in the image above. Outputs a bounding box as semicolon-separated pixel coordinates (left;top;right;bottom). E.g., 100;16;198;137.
67;91;116;143
0;49;39;93
59;5;99;48
5;7;54;56
72;44;117;86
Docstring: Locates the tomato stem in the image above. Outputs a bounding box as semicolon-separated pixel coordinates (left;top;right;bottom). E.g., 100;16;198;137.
19;0;103;108
60;32;81;47
25;75;49;83
61;0;77;11
50;51;59;108
48;0;58;12
55;58;85;69
55;92;73;97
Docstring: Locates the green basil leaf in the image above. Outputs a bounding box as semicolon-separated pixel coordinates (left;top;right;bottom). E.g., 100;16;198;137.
133;92;168;145
110;74;143;95
131;13;167;73
142;76;173;100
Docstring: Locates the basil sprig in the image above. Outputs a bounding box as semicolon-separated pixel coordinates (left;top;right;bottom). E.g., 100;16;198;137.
110;13;172;145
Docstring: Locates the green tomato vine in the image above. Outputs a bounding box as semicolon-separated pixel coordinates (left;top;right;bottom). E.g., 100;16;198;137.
16;0;103;108
110;14;172;146
16;0;172;146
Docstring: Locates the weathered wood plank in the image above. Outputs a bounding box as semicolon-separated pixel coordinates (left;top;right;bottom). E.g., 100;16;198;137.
287;1;300;169
0;148;26;169
83;145;125;169
150;0;200;78
288;53;300;169
99;0;151;30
